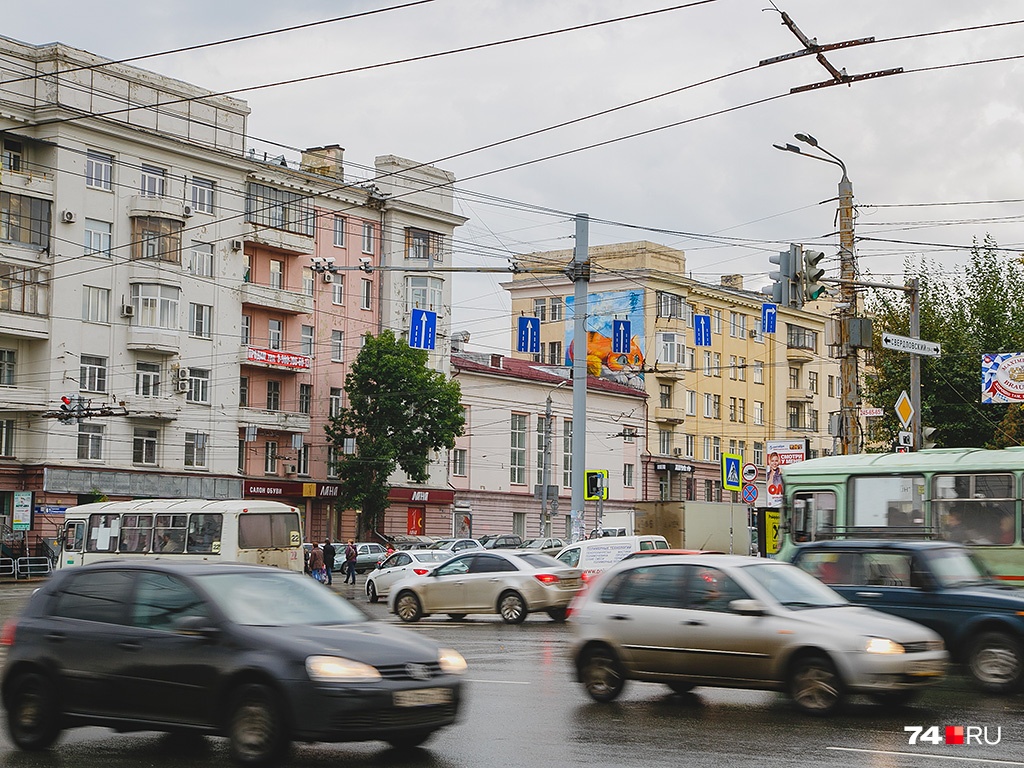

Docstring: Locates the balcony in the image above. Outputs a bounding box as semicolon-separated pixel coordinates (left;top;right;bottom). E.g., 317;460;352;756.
786;387;815;401
120;393;181;421
238;407;311;434
653;406;686;424
244;224;314;256
0;385;47;413
126;327;180;355
0;311;48;340
0;168;53;198
786;345;815;363
239;282;313;314
129;195;188;221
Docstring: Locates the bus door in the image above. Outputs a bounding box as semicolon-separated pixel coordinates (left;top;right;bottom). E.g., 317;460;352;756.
62;520;86;567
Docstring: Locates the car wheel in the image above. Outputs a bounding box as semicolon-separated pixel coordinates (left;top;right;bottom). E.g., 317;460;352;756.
498;591;527;624
580;646;626;702
547;606;568;623
967;631;1024;694
6;671;61;751
667;681;695;694
386;729;434;750
867;689;921;708
366;581;379;603
395;591;423;623
789;654;843;716
447;613;467;621
227;683;289;766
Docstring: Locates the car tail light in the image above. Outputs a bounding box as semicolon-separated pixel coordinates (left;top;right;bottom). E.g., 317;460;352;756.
0;620;16;647
534;573;560;586
412;568;429;575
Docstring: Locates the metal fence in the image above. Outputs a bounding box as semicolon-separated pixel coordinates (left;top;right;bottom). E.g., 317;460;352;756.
0;556;51;579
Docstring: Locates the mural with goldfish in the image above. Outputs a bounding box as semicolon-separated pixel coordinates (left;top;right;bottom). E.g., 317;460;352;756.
565;289;646;390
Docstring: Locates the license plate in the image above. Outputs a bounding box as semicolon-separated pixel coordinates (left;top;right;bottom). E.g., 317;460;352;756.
906;660;944;677
393;688;453;707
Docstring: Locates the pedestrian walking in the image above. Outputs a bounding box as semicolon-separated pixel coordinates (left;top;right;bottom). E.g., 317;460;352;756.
308;542;326;583
344;539;358;584
322;539;337;586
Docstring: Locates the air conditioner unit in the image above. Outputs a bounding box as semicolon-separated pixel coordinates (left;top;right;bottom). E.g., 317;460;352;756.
749;329;758;338
673;447;683;456
322;271;334;284
182;204;194;217
175;380;190;393
176;367;190;381
61;210;76;223
230;239;243;251
120;304;135;318
285;464;297;475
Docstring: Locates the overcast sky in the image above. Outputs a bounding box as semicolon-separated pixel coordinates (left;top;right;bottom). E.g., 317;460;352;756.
8;1;1024;353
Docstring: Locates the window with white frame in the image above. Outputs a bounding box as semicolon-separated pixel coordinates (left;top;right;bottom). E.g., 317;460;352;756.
656;332;682;365
268;319;283;350
297;444;310;475
133;427;158;465
241;315;251;345
269;260;283;289
686;390;696;416
332;276;345;305
189;242;213;277
729;355;737;380
139;165;166;198
713;353;721;377
754;360;764;385
406;228;444;261
83;219;111;257
729;397;737;422
361;278;372;310
331;330;344;362
264;441;278;474
754;400;764;426
329;387;343;417
187;368;210;404
562;420;572;488
703;436;712;461
136;362;160;397
510;413;527;485
548;341;562;366
301;325;314;356
624;463;634;488
738;356;746;381
729;312;741;337
0;419;13;457
713;394;721;419
185;432;208;468
78;423;103;460
685;433;695;459
362;222;374;254
657;291;684;319
326;446;339;478
550;297;563;321
738;398;746;423
808;370;819;393
302;267;314;296
685;302;695;327
713;436;721;461
86;150;112;190
753;442;764;466
703;351;712;377
131;283;179;329
81;286;109;323
333;215;346;247
712;309;722;334
0;350;14;386
190;177;214;213
622;426;637;443
189;303;212;338
80;355;107;393
407;275;443;312
266;380;281;411
659;428;672;455
754;318;765;343
536;415;550;485
452;448;467;476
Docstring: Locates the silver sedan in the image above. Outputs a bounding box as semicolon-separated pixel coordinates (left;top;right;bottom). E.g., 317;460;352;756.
365;549;452;603
388;550;584;624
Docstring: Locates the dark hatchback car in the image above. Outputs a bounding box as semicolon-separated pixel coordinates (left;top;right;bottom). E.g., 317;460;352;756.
789;539;1024;693
1;562;467;765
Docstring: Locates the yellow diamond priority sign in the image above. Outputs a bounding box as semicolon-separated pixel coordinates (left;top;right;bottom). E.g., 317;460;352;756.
895;390;914;430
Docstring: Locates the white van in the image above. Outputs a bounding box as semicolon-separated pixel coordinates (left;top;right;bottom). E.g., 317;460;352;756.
554;535;669;580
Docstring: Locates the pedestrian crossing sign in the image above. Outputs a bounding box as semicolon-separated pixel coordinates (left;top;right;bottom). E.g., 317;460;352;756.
722;454;742;492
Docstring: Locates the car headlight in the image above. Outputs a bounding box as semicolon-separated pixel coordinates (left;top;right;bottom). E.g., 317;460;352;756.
306;655;382;682
438;647;468;675
864;637;905;654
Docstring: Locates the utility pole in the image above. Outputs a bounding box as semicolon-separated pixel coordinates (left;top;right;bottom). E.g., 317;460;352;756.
908;277;922;449
567;214;589;543
837;167;859;454
540;381;567;538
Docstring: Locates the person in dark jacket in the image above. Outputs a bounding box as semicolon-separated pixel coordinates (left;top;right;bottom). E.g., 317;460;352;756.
322;539;337;585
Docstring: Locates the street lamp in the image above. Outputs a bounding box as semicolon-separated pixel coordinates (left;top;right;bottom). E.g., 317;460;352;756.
773;133;860;455
540;380;568;537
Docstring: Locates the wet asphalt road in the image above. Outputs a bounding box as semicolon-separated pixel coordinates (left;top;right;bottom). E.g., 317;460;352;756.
1;576;1023;768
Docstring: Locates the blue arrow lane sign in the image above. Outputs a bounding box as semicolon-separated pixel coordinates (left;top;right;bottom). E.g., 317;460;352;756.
694;314;712;347
612;319;631;354
517;317;541;354
409;308;437;350
761;303;777;335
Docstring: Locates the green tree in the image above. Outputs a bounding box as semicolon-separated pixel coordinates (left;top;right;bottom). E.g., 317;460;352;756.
863;236;1024;450
325;331;465;537
989;404;1024;449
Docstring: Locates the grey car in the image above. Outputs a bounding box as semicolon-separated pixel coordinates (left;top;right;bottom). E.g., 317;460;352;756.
570;554;947;715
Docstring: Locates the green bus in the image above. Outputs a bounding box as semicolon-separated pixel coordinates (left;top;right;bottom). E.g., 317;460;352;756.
776;447;1024;582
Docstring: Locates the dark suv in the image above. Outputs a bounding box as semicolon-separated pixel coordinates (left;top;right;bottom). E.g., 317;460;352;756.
480;534;524;549
789;539;1024;693
1;562;466;765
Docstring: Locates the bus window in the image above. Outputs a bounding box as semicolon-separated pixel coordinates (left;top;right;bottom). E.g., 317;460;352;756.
792;491;836;541
238;512;301;549
934;473;1015;545
850;475;925;530
120;514;153;553
87;514;119;553
64;521;85;553
155;514;187;553
187;514;223;554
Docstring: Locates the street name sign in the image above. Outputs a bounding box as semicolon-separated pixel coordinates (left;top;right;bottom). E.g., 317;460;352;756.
882;333;941;357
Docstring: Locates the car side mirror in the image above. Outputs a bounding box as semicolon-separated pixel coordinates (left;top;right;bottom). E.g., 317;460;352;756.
729;599;767;616
174;615;221;638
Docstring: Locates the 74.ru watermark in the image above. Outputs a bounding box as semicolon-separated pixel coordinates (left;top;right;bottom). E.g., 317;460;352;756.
905;726;1002;746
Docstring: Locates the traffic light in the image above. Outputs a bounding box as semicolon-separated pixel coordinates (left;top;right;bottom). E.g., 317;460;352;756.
802;249;826;302
922;426;938;449
59;395;77;420
584;469;608;500
762;244;802;309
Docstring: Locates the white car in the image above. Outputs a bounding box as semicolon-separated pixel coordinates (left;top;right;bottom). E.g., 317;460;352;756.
365;549;452;603
426;538;483;554
388;550;584;624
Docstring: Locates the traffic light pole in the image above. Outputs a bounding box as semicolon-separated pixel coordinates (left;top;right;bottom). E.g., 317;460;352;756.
837;171;859;455
567;214;590;543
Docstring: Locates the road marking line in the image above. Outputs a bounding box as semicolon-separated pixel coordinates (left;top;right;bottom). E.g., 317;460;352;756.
466;679;530;685
827;747;1024;765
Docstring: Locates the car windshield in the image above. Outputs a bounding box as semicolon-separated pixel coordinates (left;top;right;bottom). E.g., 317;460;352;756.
522;539;545;548
740;562;848;609
414;551;451;563
925;547;994;588
195;570;369;626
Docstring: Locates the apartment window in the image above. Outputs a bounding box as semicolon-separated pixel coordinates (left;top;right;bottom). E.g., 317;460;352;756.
788;403;804;430
84;219;111;257
657;291;684;319
713;394;721;420
754;442;764;466
738;357;746;382
245;182;314;236
712;309;722;334
241;315;251;345
622;426;637;444
266;380;281;411
510;413;527;485
729;355;737;380
659;428;672;456
302;267;314;296
656;332;682;365
332;276;345;305
361;279;373;310
86;150;112;190
550;297;563;321
81;286;109;323
189;242;213;277
185;432;208;468
264;441;279;474
139;165;165;197
713;436;721;461
810;409;819;431
684;302;695;327
362;222;374;254
548;341;562;366
754;400;764;426
78;423;103;460
0;191;51;249
452;448;467;476
187;368;210;404
536;415;551;485
703;351;712;377
703;436;712;462
624;463;635;488
239;376;249;407
828;375;835;398
297;444;310;476
659;383;672;408
738;398;746;423
685;433;695;459
787;325;818;351
268;319;283;350
659;475;670;501
754;361;764;385
133;427;158;465
789;367;800;389
713;353;721;377
2;139;21;172
686;390;696;416
407;276;443;312
190;177;214;213
329;387;343;417
131;284;179;329
406;228;444;262
299;383;312;415
533;299;547;322
703;393;713;418
729;397;737;422
562;420;572;488
808;371;819;393
80;355;107;393
301;325;314;356
729;312;741;338
0;419;13;457
189;303;212;338
331;330;344;362
269;260;283;289
136;362;160;397
326;446;339;478
333;215;346;247
131;216;181;262
753;318;765;343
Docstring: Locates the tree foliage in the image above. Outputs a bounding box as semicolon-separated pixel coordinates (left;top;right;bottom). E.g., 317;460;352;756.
324;331;465;537
863;236;1024;450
